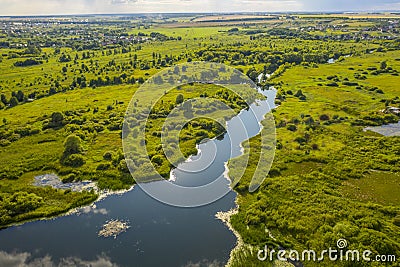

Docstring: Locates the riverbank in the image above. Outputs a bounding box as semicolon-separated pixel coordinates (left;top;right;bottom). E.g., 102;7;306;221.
0;182;135;231
215;205;243;267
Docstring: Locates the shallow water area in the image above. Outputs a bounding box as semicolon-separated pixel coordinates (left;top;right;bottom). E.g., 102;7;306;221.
365;122;400;136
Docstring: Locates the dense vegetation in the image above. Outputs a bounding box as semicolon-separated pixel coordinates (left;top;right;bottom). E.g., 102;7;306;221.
144;84;251;178
0;13;399;266
229;51;400;266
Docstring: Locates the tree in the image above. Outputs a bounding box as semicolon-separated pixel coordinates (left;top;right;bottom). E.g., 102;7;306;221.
63;135;82;156
320;114;330;121
173;66;180;75
24;45;41;55
1;94;7;105
380;61;387;70
246;68;258;82
287;124;297;132
49;87;57;95
151;155;163;165
50;112;64;128
294;90;304;97
154;76;163;84
176;94;184;105
103;151;113;161
3;192;43;215
16;90;24;102
9;97;18;107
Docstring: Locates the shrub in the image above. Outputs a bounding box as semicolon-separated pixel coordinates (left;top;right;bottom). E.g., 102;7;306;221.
0;139;11;147
319;114;330;121
3;192;43;215
63;135;82;156
63;154;85;167
14;58;42;67
394;215;400;227
176;94;184;104
295;137;307;144
118;159;130;173
103;151;113;161
96;163;111;171
47;112;64;128
62;173;76;183
107;123;121;131
151;155;164;165
326;82;339;87
342;81;359;86
9;97;18;107
287;124;297;132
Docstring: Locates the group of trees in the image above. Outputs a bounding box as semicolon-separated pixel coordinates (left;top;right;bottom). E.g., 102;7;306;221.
195;45;333;69
61;135;85;168
14;58;43;67
0;90;28;108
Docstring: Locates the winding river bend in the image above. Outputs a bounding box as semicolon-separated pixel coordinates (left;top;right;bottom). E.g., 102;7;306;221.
0;86;276;267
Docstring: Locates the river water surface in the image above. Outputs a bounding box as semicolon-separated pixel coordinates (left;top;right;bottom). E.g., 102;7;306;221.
0;87;276;267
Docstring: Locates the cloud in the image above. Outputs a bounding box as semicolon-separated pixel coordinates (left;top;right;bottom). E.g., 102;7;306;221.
0;251;118;267
183;259;222;267
299;0;400;11
111;0;137;4
80;205;109;215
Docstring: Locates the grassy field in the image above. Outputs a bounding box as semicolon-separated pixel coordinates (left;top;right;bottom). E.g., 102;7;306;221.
229;50;400;266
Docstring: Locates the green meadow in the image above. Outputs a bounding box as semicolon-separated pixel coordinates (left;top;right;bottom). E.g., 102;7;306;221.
229;51;400;266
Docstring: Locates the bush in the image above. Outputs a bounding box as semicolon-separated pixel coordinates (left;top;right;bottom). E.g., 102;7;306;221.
9;97;18;107
151;155;164;165
0;139;11;147
14;58;42;67
287;124;297;132
176;94;184;104
342;81;359;86
107;123;121;131
118;159;130;173
319;114;330;121
3;192;43;216
63;154;85;167
63;135;82;156
312;144;319;150
47;112;64;128
103;151;113;161
62;173;76;183
326;82;339;87
394;215;400;227
96;163;111;171
295;137;307;144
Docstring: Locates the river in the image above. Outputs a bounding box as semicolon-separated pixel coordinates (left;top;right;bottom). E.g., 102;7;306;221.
0;85;276;267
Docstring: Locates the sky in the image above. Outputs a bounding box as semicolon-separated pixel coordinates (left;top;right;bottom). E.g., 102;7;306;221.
0;0;400;16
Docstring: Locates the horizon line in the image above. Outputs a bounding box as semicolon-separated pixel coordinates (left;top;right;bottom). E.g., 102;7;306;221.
1;10;400;18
